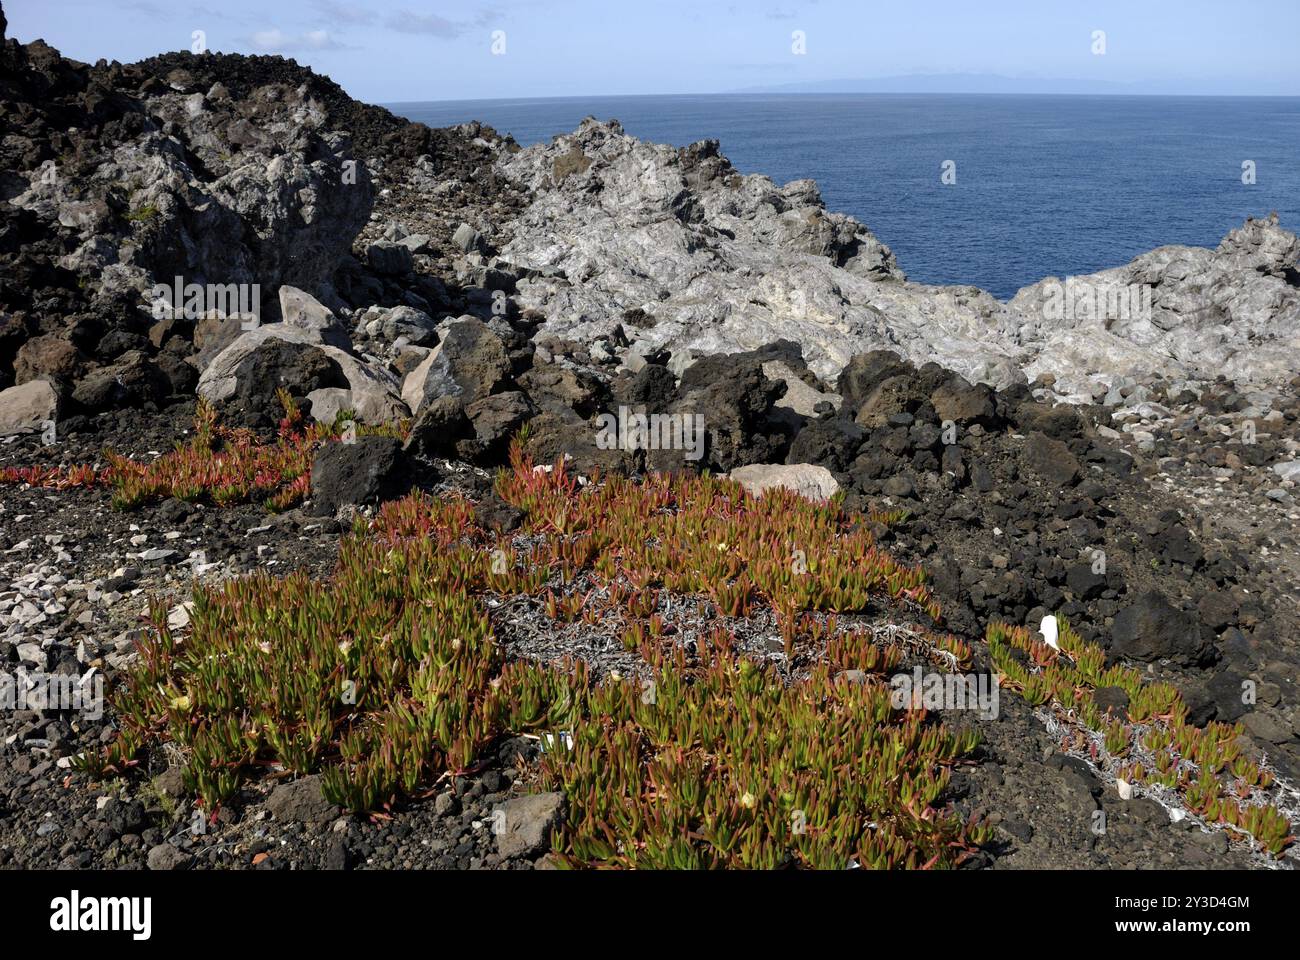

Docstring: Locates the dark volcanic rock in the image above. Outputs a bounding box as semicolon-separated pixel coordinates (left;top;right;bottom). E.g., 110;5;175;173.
266;776;339;825
519;362;606;419
225;338;348;432
1092;686;1130;720
853;374;928;429
403;318;511;413
521;410;635;476
836;350;912;414
1065;564;1107;600
787;417;865;473
930;375;997;425
1021;431;1080;487
660;353;786;472
612;363;676;408
404;395;472;460
1108;591;1215;667
462;390;534;461
310;435;410;515
70;350;169;411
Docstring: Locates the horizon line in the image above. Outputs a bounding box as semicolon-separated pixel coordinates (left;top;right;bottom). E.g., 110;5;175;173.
382;89;1300;106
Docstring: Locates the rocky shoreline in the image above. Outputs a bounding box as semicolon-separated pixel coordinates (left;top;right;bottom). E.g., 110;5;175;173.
1;5;1298;871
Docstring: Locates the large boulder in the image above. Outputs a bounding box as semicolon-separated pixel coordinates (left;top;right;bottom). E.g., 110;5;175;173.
198;324;337;403
376;305;437;346
655;354;786;473
1108;591;1216;666
14;334;81;385
198;324;406;427
71;350;170;411
522;410;636;477
838;351;913;414
1021;431;1081;487
854;374;928;429
305;353;406;426
401;318;511;414
519;362;607;419
0;380;59;436
403;396;473;460
786;417;865;473
930;374;997;425
309;436;411;515
366;241;414;276
462;391;534;461
220;337;348;431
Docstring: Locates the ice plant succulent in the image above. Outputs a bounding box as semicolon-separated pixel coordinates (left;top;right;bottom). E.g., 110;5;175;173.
1;392;403;512
81;439;991;868
988;618;1293;857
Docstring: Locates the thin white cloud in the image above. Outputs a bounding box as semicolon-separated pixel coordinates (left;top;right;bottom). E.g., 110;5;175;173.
247;27;349;52
311;0;378;26
305;2;501;39
383;7;498;38
384;10;466;37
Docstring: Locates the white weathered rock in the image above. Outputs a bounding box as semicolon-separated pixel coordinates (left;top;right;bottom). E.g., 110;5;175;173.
318;350;407;425
167;601;194;630
278;286;351;347
728;463;840;501
495;121;1300;402
763;360;841;420
498;120;1025;390
17;642;46;667
0;380;58;437
1012;214;1300;401
1272;460;1300;482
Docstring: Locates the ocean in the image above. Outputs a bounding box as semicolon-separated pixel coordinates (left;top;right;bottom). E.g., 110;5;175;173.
388;94;1300;300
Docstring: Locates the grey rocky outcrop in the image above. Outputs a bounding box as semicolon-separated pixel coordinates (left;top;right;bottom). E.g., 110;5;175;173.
496;119;1023;390
1010;213;1300;403
400;317;512;415
495;119;1299;407
9;78;372;316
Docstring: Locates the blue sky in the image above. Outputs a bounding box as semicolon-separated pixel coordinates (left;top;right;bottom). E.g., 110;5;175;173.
7;0;1300;102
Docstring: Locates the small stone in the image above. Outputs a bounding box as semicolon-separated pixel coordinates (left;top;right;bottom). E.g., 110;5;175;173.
266;775;339;824
146;843;190;870
434;791;459;817
495;792;564;859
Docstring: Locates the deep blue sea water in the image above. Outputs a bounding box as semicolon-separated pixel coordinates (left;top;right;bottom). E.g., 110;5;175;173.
388;94;1300;300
